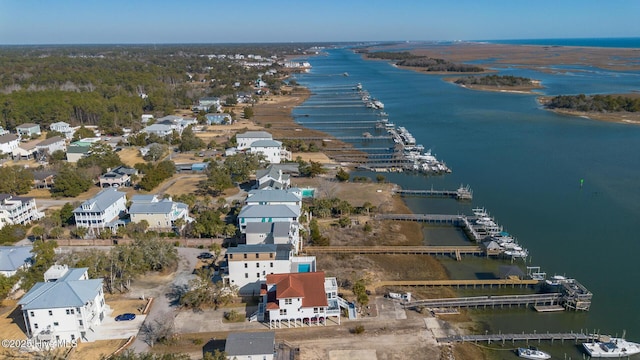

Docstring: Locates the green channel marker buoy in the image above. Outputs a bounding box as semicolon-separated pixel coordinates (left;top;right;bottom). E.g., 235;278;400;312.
580;178;584;188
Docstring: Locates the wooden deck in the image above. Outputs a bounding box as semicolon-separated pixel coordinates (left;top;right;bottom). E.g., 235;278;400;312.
438;331;597;344
371;278;539;289
302;246;483;256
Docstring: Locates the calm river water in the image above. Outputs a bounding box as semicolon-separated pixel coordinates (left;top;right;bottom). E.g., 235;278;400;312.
291;46;640;359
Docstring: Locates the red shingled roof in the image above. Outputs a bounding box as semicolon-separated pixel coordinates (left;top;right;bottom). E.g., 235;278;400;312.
266;272;328;308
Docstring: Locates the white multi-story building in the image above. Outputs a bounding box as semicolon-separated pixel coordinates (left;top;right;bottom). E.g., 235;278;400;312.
0;134;19;154
224;244;315;295
245;189;302;207
236;131;273;150
36;136;67;154
259;271;341;328
0;194;44;226
73;188;127;233
18;265;106;343
249;139;291;164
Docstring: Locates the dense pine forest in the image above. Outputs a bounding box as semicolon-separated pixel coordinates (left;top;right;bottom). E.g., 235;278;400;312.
0;44;312;134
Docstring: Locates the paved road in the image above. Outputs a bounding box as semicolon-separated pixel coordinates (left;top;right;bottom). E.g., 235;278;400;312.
129;247;201;353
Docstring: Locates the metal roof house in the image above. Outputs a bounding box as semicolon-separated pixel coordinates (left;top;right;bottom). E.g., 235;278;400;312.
0;245;33;277
98;166;138;188
73;188;127;234
128;194;193;231
224;331;276;360
237;204;300;234
236;131;273;150
18;265;106;343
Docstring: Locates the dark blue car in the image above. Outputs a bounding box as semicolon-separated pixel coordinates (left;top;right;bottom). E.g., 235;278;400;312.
115;313;136;321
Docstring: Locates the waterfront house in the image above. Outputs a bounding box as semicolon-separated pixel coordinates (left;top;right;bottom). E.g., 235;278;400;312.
98;165;138;188
255;165;293;190
236;131;273;150
245;189;302;207
128;194;193;231
249;139;291;164
0;194;44;226
0;245;33;277
73;188;127;234
259;272;341;328
16;123;41;138
36;136;66;155
49;122;76;140
224;332;276;360
0;134;20;154
224;244;315;295
237;204;300;234
18;265;106;343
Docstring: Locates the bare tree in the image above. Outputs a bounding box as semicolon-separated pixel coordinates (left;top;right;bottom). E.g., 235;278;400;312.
140;311;175;347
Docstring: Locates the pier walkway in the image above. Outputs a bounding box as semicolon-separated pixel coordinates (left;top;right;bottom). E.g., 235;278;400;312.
393;185;473;201
372;279;539;290
302;246;483;259
437;331;597;344
404;293;557;310
375;214;463;224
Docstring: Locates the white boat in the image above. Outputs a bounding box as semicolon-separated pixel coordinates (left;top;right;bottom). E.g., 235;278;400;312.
583;336;640;358
517;347;551;359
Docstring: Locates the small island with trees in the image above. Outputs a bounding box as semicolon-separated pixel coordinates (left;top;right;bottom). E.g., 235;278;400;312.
539;93;640;124
358;50;485;73
448;74;543;93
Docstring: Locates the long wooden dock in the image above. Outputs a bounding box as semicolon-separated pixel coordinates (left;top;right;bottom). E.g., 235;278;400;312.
393;185;473;201
437;331;597;344
404;293;558;310
375;214;463;224
302;246;483;257
372;279;539;290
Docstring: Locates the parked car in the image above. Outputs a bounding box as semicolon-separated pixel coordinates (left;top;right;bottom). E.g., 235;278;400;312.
197;252;214;260
115;313;136;321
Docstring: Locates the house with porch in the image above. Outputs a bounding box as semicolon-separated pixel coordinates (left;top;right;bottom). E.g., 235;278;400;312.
249;140;291;164
12;141;39;160
224;244;315;296
98;166;138;188
224;332;276;360
245;189;302;207
36;136;66;155
16;123;41;138
66;144;91;162
255;165;293;190
18;265;106;343
0;194;44;226
128;194;193;231
73;188;127;234
236;131;273;150
205;113;232;125
258;272;342;328
0;134;20;154
49;122;76;140
237;204;300;235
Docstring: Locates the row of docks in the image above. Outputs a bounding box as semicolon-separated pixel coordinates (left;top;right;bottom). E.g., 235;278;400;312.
438;331;598;344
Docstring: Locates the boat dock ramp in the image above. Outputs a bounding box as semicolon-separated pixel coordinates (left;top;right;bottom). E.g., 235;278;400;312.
437;331;598;345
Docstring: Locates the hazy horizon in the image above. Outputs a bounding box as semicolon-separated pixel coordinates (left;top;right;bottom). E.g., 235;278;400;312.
2;0;639;45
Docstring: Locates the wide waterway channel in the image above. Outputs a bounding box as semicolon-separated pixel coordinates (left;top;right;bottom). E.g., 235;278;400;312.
291;47;640;359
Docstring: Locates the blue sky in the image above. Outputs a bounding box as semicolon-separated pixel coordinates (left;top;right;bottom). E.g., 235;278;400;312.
1;0;639;44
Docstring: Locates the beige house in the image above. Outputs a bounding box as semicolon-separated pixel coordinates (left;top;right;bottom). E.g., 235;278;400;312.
128;195;193;231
